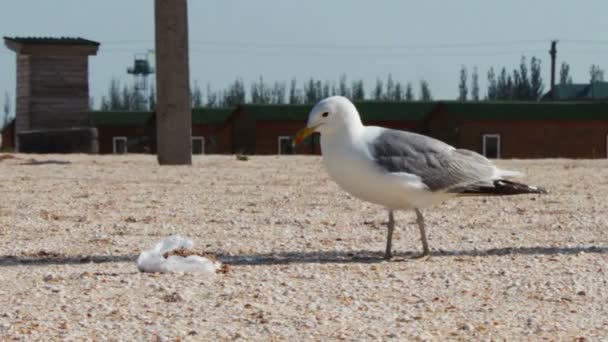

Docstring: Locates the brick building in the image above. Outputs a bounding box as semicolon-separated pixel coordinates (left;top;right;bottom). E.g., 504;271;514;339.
237;101;608;158
4;100;608;158
430;101;608;158
234;102;435;154
91;108;232;154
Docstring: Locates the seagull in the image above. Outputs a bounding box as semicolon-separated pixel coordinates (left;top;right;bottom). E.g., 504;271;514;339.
294;96;546;260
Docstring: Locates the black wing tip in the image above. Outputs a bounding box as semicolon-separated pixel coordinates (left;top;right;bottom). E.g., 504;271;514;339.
459;180;548;196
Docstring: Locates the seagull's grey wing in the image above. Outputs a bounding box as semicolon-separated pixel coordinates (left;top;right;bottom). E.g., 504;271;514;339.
369;129;496;192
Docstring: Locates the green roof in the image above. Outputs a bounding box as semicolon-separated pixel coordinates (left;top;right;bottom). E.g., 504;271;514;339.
242;101;435;122
553;84;588;100
440;101;608;120
588;82;608;99
192;107;233;124
91;111;152;126
543;82;608;100
356;101;435;121
90;101;608;126
242;104;312;121
91;108;233;126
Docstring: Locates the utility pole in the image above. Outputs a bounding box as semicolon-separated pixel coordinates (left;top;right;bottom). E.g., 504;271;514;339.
549;40;557;100
154;0;192;165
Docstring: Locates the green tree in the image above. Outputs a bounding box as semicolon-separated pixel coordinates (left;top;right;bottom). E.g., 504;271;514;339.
512;69;522;99
121;84;133;110
351;80;365;101
590;64;605;83
458;66;468;101
206;84;218;107
496;68;510;100
322;81;331;99
486;67;497;100
506;75;514;100
393;82;403;101
471;67;480;101
191;82;203;108
373;78;384;100
385;75;395;100
271;81;286;104
559;62;573;85
108;78;122;109
148;84;156;111
405;82;414;100
338;74;350;98
315;80;323;101
529;57;544;100
223;78;246;106
122;84;135;110
304;78;318;104
251;76;271;104
419;80;432;101
288;78;302;104
516;56;531;100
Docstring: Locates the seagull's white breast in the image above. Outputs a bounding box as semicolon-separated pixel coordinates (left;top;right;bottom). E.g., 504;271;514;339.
320;126;452;210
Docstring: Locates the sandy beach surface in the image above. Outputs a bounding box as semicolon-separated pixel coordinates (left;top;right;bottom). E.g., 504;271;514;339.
0;154;606;341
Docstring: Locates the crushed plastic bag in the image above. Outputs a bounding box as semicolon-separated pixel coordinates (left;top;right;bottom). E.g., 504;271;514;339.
137;235;220;274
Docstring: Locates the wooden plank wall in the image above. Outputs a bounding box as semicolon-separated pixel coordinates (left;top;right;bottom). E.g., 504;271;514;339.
28;55;90;129
15;55;30;136
16;55;90;132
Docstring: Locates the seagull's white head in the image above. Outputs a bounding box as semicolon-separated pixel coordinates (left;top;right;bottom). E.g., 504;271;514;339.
294;96;362;145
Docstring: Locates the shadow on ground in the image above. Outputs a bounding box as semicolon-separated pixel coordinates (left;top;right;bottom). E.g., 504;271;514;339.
220;245;608;265
0;245;606;267
21;159;71;165
0;254;137;267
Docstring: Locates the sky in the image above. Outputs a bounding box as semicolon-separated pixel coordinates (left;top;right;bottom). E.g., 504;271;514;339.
1;0;608;110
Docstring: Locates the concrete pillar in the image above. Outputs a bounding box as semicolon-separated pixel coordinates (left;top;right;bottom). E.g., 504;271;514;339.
154;0;192;165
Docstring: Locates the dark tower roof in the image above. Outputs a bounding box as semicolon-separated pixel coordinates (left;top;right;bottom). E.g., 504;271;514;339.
3;36;99;46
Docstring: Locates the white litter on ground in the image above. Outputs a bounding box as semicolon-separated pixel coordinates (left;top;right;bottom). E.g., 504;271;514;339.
137;235;220;274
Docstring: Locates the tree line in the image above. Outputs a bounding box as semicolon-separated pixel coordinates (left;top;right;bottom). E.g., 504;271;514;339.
98;74;435;111
3;58;605;115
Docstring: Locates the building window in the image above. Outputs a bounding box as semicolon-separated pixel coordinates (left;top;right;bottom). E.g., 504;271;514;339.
113;137;127;154
482;134;500;159
278;136;294;155
192;136;205;155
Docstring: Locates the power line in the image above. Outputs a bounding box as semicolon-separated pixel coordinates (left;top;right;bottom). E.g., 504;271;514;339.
100;46;608;58
100;38;608;51
97;38;608;58
188;39;550;50
185;48;549;58
560;39;608;45
101;39;550;51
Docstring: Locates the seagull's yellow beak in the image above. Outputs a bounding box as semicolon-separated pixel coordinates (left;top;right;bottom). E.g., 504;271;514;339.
293;126;317;146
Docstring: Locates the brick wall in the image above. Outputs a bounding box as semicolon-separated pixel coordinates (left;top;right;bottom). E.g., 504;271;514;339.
255;121;301;154
458;120;608;159
192;124;232;154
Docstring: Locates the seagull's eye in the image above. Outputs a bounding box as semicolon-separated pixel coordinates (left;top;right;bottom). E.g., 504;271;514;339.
321;112;329;118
